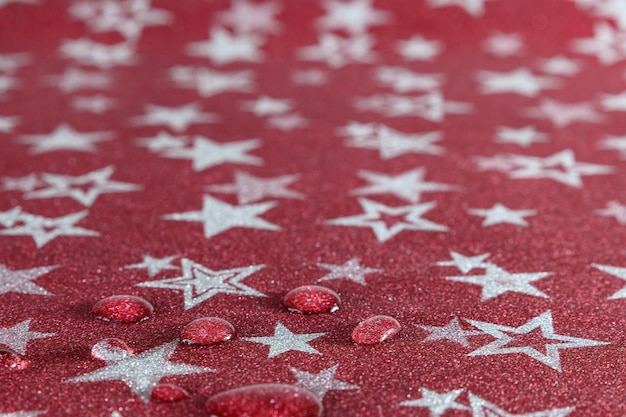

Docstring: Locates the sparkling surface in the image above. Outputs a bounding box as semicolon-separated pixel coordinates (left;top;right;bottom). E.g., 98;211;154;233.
91;338;134;361
180;317;235;345
151;383;190;402
205;384;323;417
282;285;341;314
0;348;29;371
91;295;154;323
350;315;402;345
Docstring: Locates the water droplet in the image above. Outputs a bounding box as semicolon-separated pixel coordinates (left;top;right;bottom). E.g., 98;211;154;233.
92;295;154;323
151;383;189;402
205;384;322;417
91;338;133;361
282;285;340;314
351;315;401;345
0;348;29;370
181;317;235;345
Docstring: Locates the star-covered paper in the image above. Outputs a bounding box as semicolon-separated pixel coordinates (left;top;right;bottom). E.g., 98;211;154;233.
1;0;625;416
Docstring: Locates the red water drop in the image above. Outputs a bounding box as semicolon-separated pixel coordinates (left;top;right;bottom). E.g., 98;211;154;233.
181;317;236;345
205;384;322;417
351;315;401;345
282;285;341;314
0;349;30;370
91;338;134;361
151;383;189;402
92;295;154;323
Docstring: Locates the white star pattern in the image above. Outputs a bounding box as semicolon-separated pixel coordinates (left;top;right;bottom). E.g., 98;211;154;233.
71;95;116;113
399;388;469;417
483;32;524;57
243;323;325;358
469;393;575;417
131;103;217;132
598;135;626;158
135;131;188;152
217;0;282;34
162;137;262;171
595;201;626;225
418;318;483;347
427;0;491;17
374;67;444;92
0;319;55;355
476;68;559;96
571;23;626;65
60;39;137;68
0;412;46;417
466;311;608;371
592;263;626;299
18;124;113;154
163;195;281;239
0;263;58;296
137;258;265;309
0;115;20;133
495;126;548;147
327;198;448;242
125;255;179;277
468;203;536;227
316;0;391;34
170;66;255;97
396;35;443;61
240;95;293;116
1;174;40;192
538;55;580;76
206;171;303;204
355;91;473;121
297;33;376;67
186;28;265;65
437;251;491;273
317;258;380;285
600;90;626;112
524;99;603;127
43;68;111;93
290;365;359;399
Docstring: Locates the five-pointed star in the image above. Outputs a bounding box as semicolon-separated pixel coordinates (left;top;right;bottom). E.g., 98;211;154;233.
218;0;282;34
506;149;614;187
375;67;444;92
592;263;626;299
446;264;551;300
0;263;58;296
437;251;491;274
595;201;626;225
163;137;262;171
243;323;325;358
206;171;303;204
476;68;558;96
598;135;626;159
316;0;391;34
355;91;473;121
69;0;173;39
317;258;380;285
60;38;137;68
0;319;55;355
345;125;445;159
170;67;255;97
67;341;213;402
0;412;46;417
427;0;490;16
469;393;574;417
267;113;308;131
0;207;24;227
352;168;459;203
525;99;603;127
327;198;448;242
298;33;377;68
585;0;626;30
600;90;626;111
240;95;293;116
19;124;113;154
186;28;264;65
163;195;280;239
290;365;359;400
572;23;626;65
417;318;483;347
43;68;111;92
125;255;179;277
0;209;99;248
495;126;548;147
539;55;580;76
72;95;116;114
131;103;217;132
400;388;469;417
135;131;187;152
1;174;40;192
0;115;20;133
25;166;141;207
466;311;608;371
483;32;524;57
468;203;536;227
137;258;265;310
396;35;443;61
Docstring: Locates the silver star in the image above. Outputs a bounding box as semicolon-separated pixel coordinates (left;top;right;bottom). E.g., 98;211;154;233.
290;365;359;400
427;0;490;16
240;95;293;116
137;258;265;310
316;0;391;34
524;99;602;127
592;263;626;299
0;319;54;355
0;412;46;417
354;92;472;122
0;263;58;296
163;195;280;239
396;35;443;61
595;201;626;225
243;323;325;358
170;66;255;97
468;393;575;416
495;126;548;147
0;209;99;248
186;28;264;65
538;55;580;76
1;174;40;192
267;113;308;131
483;32;525;57
0;207;23;227
374;67;444;93
446;264;551;301
571;22;626;65
25;166;141;207
60;39;137;68
466;311;608;371
476;68;559;96
468;203;536;227
163;137;262;171
67;341;212;402
327;198;448;242
317;258;380;285
598;135;626;159
206;171;303;204
125;255;179;277
297;33;377;68
352;168;459;203
417;318;483;347
135;131;188;152
600;90;626;112
399;388;469;417
18;124;113;154
437;251;491;274
131;103;217;132
43;68;111;93
218;0;282;34
71;95;116;114
344;125;444;159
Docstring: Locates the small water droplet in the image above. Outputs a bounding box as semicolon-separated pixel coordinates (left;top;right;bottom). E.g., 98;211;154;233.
0;348;29;370
92;295;154;323
282;285;340;314
351;315;401;345
205;384;322;417
181;317;235;346
151;383;189;402
91;338;133;361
